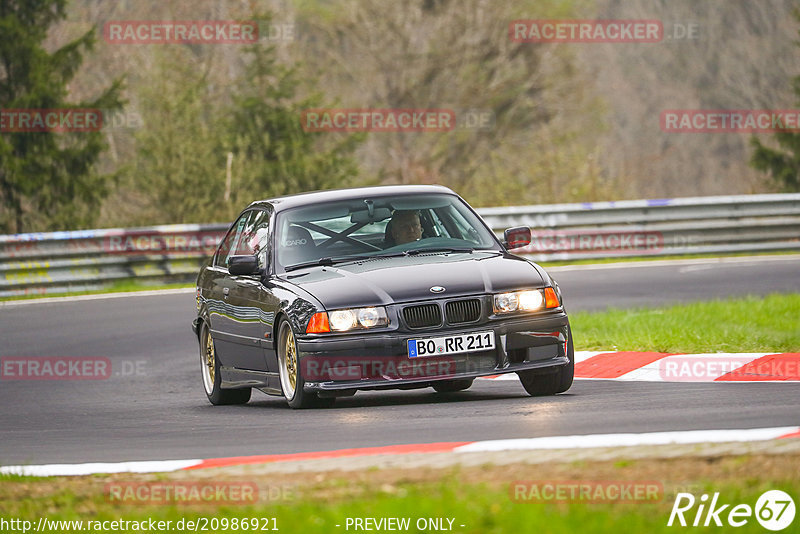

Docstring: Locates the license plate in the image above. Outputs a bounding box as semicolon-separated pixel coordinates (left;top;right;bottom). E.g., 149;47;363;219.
408;331;495;358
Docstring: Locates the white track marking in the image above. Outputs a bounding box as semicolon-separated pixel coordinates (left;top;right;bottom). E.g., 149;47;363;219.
4;426;797;477
618;353;766;382
0;459;202;477
454;427;800;453
478;352;800;382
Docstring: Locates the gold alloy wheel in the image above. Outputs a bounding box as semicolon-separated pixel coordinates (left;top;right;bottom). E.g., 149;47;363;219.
284;327;297;392
202;328;215;394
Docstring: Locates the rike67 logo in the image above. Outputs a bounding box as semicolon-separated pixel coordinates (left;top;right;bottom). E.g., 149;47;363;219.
668;490;795;531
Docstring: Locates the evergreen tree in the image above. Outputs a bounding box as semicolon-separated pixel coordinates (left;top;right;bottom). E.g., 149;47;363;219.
224;42;363;211
0;0;122;233
130;39;362;225
750;125;800;192
750;10;800;192
129;48;225;225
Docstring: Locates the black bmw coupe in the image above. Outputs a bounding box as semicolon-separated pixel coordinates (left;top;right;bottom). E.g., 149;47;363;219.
193;185;573;408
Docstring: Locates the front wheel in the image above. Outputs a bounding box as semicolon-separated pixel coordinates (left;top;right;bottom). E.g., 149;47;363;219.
517;326;574;396
199;322;251;405
277;319;334;409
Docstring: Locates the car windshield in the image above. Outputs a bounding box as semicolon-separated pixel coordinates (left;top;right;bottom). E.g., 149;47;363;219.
275;193;500;271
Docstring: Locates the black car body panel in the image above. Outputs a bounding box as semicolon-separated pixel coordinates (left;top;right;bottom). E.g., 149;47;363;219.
296;312;570;392
194;185;572;402
280;252;544;308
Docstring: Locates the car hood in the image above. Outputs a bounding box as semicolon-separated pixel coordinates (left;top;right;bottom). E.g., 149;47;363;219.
281;252;545;309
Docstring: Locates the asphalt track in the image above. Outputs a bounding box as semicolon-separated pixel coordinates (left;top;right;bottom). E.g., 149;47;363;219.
0;255;797;466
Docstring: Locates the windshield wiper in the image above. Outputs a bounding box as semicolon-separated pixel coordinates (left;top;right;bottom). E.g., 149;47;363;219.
284;256;352;272
284;252;409;272
405;247;475;255
284;248;482;272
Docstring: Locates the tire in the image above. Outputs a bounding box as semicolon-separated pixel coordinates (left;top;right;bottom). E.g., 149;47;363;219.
517;326;574;396
432;378;474;393
277;319;335;409
199;322;251;405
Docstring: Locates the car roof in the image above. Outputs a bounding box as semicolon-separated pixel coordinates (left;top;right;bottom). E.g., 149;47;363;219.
247;184;458;212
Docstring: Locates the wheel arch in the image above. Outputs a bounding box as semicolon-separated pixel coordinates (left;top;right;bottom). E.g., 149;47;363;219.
194;307;212;343
272;311;289;353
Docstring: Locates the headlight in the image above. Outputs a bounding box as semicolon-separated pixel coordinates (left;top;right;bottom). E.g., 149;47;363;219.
493;289;557;314
307;307;389;333
518;290;544;310
494;292;521;313
329;310;358;331
357;307;382;327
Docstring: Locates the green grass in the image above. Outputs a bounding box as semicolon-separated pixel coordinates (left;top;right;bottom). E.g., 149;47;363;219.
570;293;800;353
0;280;193;302
0;472;795;533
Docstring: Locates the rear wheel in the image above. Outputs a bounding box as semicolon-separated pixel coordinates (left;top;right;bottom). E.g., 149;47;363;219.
199;322;251;405
517;326;574;396
432;378;474;393
277;319;335;409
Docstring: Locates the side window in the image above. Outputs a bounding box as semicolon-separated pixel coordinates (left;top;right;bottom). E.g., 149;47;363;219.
232;210;268;257
253;212;272;268
232;210;271;269
213;212;250;268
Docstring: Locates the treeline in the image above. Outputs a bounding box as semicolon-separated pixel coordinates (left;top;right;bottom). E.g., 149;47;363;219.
1;0;799;233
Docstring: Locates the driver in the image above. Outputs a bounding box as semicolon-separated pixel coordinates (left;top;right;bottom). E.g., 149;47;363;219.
389;210;422;245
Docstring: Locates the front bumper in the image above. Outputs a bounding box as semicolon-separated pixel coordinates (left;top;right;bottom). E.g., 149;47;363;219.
295;311;570;392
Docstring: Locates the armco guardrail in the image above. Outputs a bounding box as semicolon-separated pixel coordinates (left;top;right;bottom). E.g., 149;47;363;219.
480;193;800;262
0;225;228;298
1;193;798;297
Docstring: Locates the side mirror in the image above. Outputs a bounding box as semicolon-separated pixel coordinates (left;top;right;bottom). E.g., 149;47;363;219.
228;255;260;275
504;226;532;250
